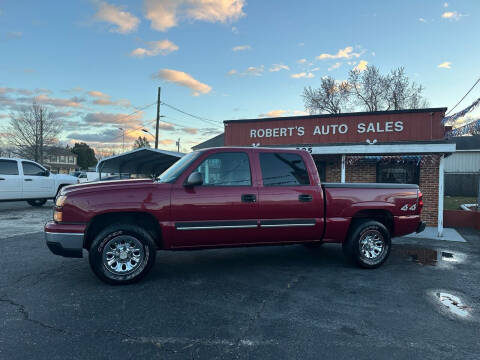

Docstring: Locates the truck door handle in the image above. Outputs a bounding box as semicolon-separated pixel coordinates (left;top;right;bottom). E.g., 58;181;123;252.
24;179;33;182
0;178;5;181
298;194;313;202
241;194;256;203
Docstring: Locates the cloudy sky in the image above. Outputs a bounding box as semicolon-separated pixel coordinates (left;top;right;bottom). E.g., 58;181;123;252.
0;0;479;154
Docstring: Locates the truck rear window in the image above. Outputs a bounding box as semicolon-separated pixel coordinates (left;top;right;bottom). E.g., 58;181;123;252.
259;152;310;186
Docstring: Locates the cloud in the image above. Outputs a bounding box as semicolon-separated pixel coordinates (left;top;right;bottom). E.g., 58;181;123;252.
231;26;239;34
232;44;251;51
88;90;108;98
437;61;451;69
269;64;289;72
290;72;314;79
328;62;342;71
181;128;198;135
83;112;143;126
441;11;463;21
145;0;245;32
86;90;131;107
34;94;84;108
159;139;175;145
353;60;368;71
418;17;427;23
95;1;140;34
316;46;361;60
131;40;179;57
153;69;212;96
245;66;264;76
7;31;22;39
67;129;122;143
297;58;307;64
259;110;288;118
227;69;237;75
258;109;308;118
157;122;176;131
444;2;449;8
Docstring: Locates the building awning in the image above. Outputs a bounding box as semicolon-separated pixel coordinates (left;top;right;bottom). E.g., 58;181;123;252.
96;147;184;175
284;142;456;155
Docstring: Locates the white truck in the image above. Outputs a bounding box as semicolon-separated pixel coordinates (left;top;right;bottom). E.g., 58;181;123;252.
0;158;79;206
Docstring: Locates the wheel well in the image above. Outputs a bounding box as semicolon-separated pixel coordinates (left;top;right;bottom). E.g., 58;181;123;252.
350;209;394;235
56;184;69;196
84;212;162;250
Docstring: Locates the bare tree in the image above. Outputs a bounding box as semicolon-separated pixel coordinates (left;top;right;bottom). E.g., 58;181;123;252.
7;101;62;163
385;67;429;110
133;136;151;149
302;76;351;114
348;65;388;112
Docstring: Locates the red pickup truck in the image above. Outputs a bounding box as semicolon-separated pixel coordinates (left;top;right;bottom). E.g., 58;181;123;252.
45;147;425;284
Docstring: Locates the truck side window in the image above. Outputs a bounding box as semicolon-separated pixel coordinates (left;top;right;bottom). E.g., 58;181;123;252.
22;162;46;176
260;152;310;186
0;160;19;175
195;152;251;186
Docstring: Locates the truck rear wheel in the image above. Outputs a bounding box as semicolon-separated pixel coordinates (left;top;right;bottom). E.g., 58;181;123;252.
343;220;391;269
89;223;156;285
27;199;47;207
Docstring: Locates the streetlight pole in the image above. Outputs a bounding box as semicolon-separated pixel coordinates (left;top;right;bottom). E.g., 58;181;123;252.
118;127;125;152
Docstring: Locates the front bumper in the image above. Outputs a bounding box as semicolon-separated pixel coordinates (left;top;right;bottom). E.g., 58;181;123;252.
416;221;426;234
45;223;84;258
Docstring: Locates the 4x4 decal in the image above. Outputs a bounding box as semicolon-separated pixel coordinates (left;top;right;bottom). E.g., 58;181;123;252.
401;204;417;211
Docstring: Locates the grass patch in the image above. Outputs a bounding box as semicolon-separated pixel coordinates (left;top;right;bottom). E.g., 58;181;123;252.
444;196;477;210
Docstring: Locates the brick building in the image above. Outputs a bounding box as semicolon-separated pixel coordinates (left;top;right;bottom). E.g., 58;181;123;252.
194;108;456;236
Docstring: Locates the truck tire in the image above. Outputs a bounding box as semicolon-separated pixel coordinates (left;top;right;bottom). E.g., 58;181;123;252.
343;220;391;269
89;223;156;285
27;199;47;207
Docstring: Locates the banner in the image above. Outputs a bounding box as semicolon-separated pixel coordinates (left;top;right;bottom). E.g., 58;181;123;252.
446;118;480;137
442;97;480;124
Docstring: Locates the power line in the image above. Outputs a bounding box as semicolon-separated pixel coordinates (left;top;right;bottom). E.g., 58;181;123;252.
105;102;157;143
160;101;222;128
446;77;480;115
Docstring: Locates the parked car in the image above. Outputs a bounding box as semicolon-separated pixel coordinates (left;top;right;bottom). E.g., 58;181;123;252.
99;173;131;181
0;157;79;206
45;147;425;284
70;171;100;183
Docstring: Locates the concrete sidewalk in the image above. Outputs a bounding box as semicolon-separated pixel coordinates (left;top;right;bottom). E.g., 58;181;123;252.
397;226;466;242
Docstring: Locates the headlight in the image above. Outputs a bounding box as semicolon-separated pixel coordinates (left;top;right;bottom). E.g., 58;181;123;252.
55;195;67;207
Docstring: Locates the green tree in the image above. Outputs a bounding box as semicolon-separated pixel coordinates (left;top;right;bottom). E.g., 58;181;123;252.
72;142;97;170
133;136;151;149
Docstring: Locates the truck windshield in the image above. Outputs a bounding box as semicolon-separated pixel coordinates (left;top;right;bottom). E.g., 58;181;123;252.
157;151;201;183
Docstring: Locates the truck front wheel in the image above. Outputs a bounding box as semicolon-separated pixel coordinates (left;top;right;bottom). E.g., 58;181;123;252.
343;220;391;269
89;223;156;285
27;199;47;207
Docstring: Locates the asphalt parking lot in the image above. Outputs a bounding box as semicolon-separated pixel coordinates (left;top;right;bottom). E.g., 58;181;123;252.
0;203;479;359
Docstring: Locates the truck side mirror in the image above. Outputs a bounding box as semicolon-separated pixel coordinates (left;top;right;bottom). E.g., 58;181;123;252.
185;172;203;187
43;170;50;177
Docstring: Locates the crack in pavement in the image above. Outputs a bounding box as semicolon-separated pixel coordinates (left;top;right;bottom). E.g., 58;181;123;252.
0;296;70;334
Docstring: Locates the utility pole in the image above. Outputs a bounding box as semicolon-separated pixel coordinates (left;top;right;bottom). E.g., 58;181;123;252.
176;138;180;152
155;87;161;149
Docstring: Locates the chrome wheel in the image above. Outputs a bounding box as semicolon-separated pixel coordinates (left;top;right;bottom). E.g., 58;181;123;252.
359;229;386;262
102;235;145;275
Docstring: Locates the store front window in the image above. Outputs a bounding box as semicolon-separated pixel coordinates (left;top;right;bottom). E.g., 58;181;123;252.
377;162;420;185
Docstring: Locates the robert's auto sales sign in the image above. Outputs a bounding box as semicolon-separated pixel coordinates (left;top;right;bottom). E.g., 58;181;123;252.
224;109;446;146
